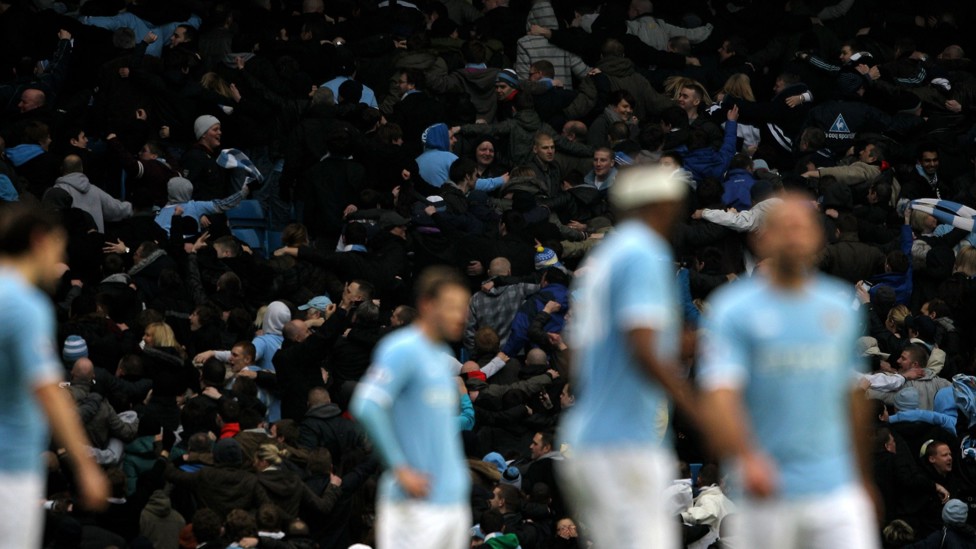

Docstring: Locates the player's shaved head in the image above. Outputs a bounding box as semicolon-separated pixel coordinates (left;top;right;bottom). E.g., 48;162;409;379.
757;193;824;277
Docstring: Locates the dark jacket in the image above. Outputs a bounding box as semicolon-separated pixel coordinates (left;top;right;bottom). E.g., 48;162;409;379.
180;144;225;201
256;466;342;521
298;403;366;466
819;234;886;283
164;461;272;518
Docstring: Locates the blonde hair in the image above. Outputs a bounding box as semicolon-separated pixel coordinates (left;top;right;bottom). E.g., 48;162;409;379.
720;73;756;102
955;246;976;276
887;305;910;331
145;322;179;349
255;444;287;466
254;305;268;329
910;210;933;234
200;72;234;100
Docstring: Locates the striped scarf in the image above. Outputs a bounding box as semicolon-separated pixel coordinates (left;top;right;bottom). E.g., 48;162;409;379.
910;198;976;232
216;148;263;184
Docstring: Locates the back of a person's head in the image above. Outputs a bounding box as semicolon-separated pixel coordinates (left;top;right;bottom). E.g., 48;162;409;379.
601;38;625;58
461;40;488;64
191;509;223;543
886;250;909;274
224;509;258;541
956;247;976;278
729;153;752;171
0;202;61;258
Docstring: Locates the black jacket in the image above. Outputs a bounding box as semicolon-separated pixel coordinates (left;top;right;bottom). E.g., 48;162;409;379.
297;403;366;467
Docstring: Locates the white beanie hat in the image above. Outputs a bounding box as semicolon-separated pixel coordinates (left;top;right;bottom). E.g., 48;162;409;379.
193;115;220;140
610;166;688;210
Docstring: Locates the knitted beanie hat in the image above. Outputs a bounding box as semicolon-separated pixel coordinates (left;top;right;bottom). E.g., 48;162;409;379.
62;335;89;363
534;246;560;270
193;115;220;140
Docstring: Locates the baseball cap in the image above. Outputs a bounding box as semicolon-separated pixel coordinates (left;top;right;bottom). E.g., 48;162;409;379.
298;295;333;312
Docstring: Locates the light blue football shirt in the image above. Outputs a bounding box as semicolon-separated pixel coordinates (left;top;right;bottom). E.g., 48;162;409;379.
698;274;864;499
560;220;680;450
0;269;64;474
351;325;469;505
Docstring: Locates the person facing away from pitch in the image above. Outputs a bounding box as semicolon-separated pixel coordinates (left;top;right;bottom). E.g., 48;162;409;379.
698;193;881;549
350;266;472;549
559;165;700;549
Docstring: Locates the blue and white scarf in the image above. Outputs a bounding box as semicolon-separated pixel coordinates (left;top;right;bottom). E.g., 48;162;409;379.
216;148;263;184
910;199;976;233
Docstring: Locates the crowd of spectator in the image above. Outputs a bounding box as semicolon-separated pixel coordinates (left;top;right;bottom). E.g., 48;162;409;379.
6;0;976;547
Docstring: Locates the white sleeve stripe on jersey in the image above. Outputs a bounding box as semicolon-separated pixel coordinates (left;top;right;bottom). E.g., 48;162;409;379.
355;381;394;408
698;369;747;392
618;304;669;330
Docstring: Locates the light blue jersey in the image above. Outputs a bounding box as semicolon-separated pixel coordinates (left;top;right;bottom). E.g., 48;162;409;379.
561;220;680;449
351;325;469;505
698;275;864;499
0;269;63;473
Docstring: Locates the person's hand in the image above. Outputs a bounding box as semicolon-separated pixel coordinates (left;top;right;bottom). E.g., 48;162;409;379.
496;351;510;362
727;207;739;214
525;405;534;415
935;483;950;503
855;281;871;304
325;303;337;319
234;55;246;70
241;244;253;255
133;107;149;121
551;78;564;88
237;537;260;549
449;125;461;136
106;132;118;141
102;239;127;255
547;368;560;379
199;215;211;229
946;99;963;113
395;467;430;498
500;172;510;185
237;369;257;379
528;24;552;38
824;208;839;219
321;368;330;385
785;95;804;108
191;232;209;254
202;386;222;400
330;473;343;487
143;31;157;44
801;170;819;178
456;376;468;396
74;460;110;511
58;29;72;41
548;332;566;350
809;16;823;26
726;104;739;122
273;246;297;257
481;280;495;292
588;232;605;240
691;209;704;220
685;56;701;67
343;204;358;218
394;39;407;49
857;26;871;36
230;83;242;103
567;220;587;231
424;205;437;217
742;451;778;498
194;350;216;364
587;67;601;76
854;63;871;76
466;260;484;276
903;367;925;381
70;279;83;288
868;66;881;80
543;300;562;314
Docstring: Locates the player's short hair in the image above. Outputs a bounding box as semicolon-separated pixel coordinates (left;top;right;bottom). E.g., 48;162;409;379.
415;266;466;302
0;202;62;257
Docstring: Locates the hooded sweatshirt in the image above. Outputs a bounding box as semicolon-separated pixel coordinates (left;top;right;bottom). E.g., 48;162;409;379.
139;490;186;549
417;123;458;188
514;1;588;90
254;300;289;372
55;172;132;232
154;176;247;236
5;143;45;167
